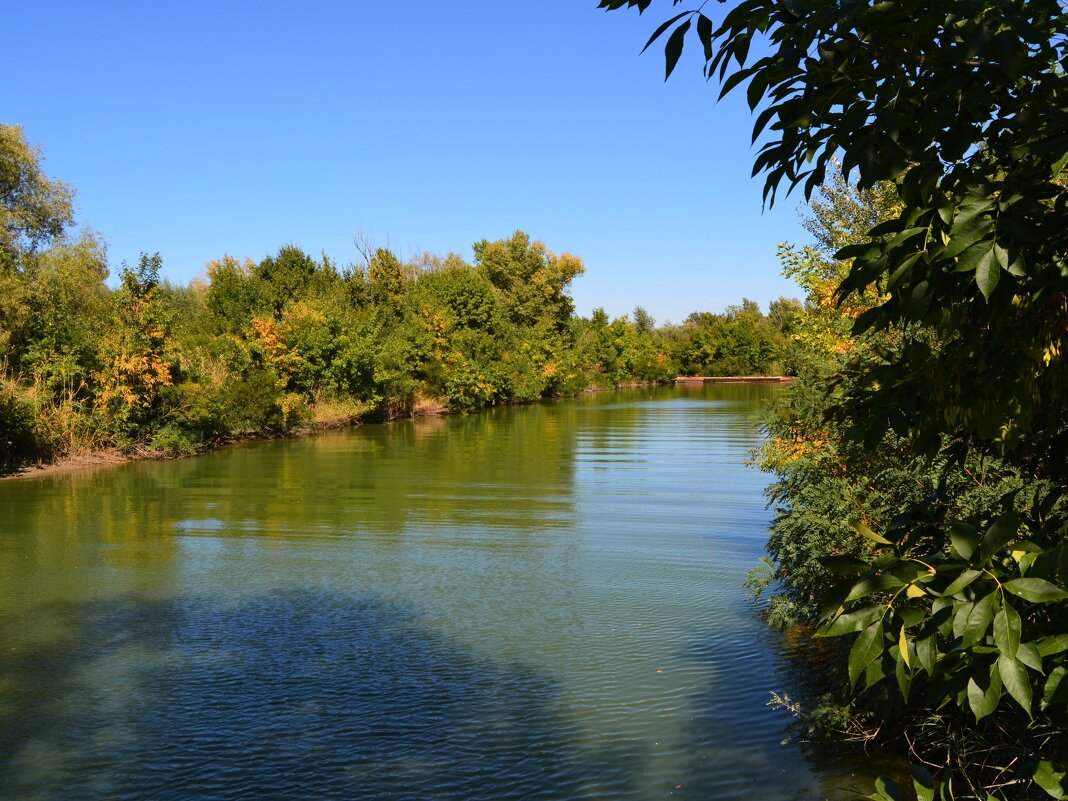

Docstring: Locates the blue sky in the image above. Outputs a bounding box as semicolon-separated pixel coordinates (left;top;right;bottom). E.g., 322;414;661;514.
6;1;809;324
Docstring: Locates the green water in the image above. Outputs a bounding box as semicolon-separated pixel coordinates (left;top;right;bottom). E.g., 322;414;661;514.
0;385;877;800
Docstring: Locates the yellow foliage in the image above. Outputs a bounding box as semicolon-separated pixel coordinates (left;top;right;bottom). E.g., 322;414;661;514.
251;315;302;387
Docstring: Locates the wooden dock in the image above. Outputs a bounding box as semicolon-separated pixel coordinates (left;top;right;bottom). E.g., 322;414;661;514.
673;376;794;384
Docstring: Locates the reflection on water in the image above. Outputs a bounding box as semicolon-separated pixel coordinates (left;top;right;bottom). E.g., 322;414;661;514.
0;385;877;800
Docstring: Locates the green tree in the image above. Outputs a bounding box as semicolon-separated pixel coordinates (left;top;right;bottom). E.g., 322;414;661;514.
18;232;110;402
677;302;784;376
473;231;584;331
95;253;178;439
254;245;320;317
0;124;74;259
366;247;409;314
205;256;259;334
0;125;77;364
633;305;655;334
411;261;500;332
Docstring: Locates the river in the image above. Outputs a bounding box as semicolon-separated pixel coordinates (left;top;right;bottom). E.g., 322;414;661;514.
0;384;878;800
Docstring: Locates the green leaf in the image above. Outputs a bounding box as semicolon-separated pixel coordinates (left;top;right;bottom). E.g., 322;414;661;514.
942;217;992;259
1037;634;1068;657
916;633;938;675
853;519;892;545
865;651;890;687
1002;578;1068;603
967;664;1002;721
997;654;1032;715
868;775;904;801
975;247;1000;299
1041;666;1067;710
897;606;924;628
849;619;885;688
993;241;1010;269
952;600;975;640
663;19;691;81
955;241;990;273
897;625;910;668
979;512;1021;562
911;765;935;801
836;242;882;261
1033;759;1068;799
1052;149;1068;178
696;13;713;62
943;569;981;596
820;604;883;637
1017;641;1043;672
845;575;881;602
886;226;926;250
949;523;979;560
894;645;911;699
963;592;998;647
993;601;1021;659
640;11;690;54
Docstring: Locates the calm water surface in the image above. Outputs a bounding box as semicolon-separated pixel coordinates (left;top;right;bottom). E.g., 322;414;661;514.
0;385;876;800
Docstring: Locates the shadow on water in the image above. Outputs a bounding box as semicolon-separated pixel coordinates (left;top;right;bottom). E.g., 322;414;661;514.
0;591;637;801
676;609;901;801
677;614;908;801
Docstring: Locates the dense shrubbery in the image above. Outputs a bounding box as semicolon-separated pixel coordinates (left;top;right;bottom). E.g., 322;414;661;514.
0;124;802;468
605;1;1068;795
748;175;1068;798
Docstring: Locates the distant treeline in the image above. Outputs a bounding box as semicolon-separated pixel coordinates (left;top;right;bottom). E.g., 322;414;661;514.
1;124;804;466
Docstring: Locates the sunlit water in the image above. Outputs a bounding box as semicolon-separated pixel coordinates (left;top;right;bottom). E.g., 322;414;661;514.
0;385;879;800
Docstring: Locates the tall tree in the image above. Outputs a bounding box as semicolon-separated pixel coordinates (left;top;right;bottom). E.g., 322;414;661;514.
0;124;74;260
473;231;584;331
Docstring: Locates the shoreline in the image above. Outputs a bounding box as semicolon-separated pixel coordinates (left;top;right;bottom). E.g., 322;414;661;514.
1;377;786;483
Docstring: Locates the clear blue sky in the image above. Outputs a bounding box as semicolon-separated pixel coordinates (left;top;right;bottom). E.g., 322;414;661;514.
6;1;810;324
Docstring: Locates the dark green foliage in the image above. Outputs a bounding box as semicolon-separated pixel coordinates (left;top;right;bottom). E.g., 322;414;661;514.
573;307;677;387
255;245;320;317
412;264;500;331
604;2;1068;794
678;301;788;376
0;384;47;467
205;256;259;334
16;233;110;395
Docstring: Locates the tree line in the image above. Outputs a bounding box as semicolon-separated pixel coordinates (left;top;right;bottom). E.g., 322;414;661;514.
1;123;803;469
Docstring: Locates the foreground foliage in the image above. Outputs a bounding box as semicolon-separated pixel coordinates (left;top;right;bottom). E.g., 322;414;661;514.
603;0;1068;797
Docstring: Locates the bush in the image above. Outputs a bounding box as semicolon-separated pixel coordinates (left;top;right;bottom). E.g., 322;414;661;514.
0;384;50;466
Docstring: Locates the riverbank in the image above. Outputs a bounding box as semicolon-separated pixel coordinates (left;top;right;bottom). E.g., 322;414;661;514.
0;380;667;482
0;400;429;482
3;377;791;482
